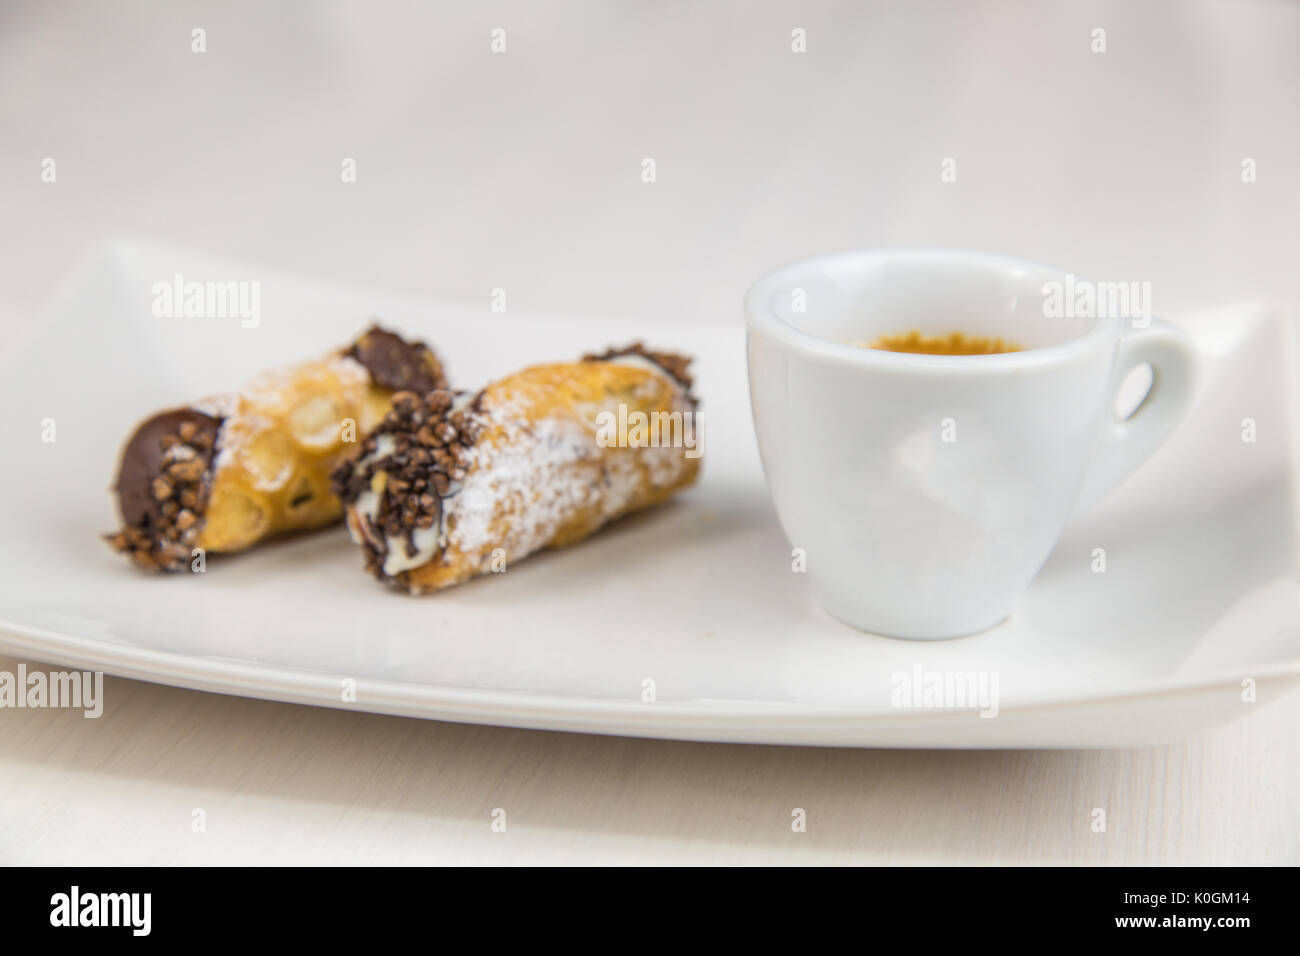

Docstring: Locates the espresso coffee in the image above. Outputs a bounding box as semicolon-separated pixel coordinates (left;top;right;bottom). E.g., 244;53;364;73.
859;331;1022;355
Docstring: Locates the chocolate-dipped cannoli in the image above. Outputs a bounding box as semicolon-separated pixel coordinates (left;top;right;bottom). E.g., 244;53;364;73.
107;325;447;570
332;344;701;593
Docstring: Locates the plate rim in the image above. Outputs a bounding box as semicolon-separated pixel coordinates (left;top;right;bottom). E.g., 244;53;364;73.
3;239;1299;743
3;619;1298;730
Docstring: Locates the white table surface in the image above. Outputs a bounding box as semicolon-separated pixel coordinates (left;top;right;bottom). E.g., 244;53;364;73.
2;0;1297;865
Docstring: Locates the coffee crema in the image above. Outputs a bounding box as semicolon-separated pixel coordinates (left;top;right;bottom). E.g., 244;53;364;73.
856;331;1022;356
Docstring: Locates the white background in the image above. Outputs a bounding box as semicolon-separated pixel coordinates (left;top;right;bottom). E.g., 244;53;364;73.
2;0;1297;864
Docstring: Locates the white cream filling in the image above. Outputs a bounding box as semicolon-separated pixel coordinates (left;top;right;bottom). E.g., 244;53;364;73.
381;526;440;576
604;353;674;379
347;434;395;548
348;490;377;545
350;398;476;577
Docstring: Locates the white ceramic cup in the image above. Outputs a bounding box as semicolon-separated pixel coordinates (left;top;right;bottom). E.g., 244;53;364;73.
744;249;1197;640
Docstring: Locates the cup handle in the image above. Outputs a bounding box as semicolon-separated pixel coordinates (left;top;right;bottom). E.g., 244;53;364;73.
1074;318;1198;514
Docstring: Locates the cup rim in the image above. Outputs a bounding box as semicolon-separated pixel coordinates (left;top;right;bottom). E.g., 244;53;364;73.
743;247;1121;371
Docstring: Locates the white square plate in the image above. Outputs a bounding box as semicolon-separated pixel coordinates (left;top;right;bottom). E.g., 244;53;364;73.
1;240;1297;747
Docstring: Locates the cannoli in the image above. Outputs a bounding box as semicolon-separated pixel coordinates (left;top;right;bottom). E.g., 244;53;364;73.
332;344;701;593
107;325;448;570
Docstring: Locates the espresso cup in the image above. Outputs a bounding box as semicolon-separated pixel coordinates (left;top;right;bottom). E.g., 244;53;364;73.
744;249;1197;640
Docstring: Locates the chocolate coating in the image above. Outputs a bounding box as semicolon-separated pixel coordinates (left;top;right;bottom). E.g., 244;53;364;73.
582;342;695;395
346;325;448;394
114;408;222;528
108;324;446;571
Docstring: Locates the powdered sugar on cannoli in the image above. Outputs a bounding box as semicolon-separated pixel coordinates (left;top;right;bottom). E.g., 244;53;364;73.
107;325;448;570
449;409;626;559
332;345;701;593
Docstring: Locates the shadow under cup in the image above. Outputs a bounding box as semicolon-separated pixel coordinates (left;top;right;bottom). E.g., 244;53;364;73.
744;250;1135;640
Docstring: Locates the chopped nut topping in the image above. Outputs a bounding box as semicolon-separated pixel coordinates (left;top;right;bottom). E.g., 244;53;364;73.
332;389;483;581
582;342;696;397
167;458;206;483
107;417;220;571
